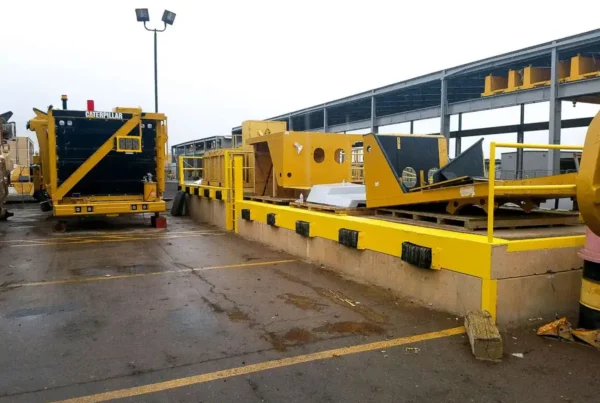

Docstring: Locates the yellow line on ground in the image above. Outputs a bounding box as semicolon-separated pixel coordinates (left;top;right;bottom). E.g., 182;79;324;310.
197;259;297;271
9;232;224;248
0;230;220;244
10;259;297;287
54;326;465;403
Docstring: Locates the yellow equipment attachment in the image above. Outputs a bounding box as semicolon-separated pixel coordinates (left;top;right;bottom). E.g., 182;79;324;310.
577;111;600;236
363;131;579;214
247;130;362;197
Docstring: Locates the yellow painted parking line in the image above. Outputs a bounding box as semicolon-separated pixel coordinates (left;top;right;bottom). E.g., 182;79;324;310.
9;232;224;248
54;326;465;403
8;259;297;287
0;229;220;244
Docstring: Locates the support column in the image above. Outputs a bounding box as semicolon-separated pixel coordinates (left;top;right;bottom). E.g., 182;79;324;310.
548;46;562;175
516;104;525;179
370;96;378;134
440;76;450;139
455;113;462;157
323;107;328;132
409;120;414;134
304;113;310;132
288;115;294;131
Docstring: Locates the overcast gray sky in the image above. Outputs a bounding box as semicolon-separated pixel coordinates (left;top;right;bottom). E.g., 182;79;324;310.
1;0;599;157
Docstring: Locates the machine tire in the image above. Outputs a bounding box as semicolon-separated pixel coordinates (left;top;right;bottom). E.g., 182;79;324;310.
53;221;67;233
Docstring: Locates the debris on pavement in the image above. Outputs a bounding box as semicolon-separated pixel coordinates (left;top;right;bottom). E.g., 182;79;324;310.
511;353;524;358
536;317;574;341
536;317;600;348
464;310;502;361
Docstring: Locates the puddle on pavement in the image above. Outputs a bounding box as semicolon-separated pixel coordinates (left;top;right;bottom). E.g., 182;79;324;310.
5;302;78;318
278;293;328;311
69;264;164;277
314;321;385;336
266;328;314;351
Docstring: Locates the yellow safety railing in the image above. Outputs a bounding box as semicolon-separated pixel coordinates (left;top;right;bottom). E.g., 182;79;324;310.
178;156;203;186
487;142;583;242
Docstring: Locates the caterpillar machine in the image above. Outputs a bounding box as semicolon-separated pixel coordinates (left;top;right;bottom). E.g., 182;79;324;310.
0;111;16;220
27;96;168;231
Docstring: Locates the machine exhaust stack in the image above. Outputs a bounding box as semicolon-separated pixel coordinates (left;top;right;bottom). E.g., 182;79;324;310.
61;95;68;110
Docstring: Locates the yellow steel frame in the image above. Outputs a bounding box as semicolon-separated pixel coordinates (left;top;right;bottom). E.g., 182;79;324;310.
180;152;254;232
487;142;583;243
54;200;165;217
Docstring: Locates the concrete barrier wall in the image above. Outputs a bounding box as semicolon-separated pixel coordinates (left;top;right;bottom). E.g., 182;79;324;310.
187;196;227;229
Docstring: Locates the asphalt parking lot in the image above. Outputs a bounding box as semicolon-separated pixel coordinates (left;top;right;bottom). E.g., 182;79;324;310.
1;205;599;403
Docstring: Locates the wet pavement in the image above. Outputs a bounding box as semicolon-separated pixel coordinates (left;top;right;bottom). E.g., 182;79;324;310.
1;204;599;403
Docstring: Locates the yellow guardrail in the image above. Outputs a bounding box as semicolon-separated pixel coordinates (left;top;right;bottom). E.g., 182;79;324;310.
178;156;203;186
487;142;583;242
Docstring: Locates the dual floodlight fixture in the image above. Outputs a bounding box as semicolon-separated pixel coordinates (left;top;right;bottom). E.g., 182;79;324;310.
135;8;176;27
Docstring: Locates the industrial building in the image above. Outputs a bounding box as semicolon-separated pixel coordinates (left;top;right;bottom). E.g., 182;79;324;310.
233;29;600;178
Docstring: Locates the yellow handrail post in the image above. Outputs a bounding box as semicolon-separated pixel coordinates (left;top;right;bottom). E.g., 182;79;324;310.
178;155;184;187
487;143;496;243
234;155;244;234
224;151;233;231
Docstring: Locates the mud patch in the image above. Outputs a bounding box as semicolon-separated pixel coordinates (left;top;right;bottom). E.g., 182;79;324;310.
228;310;249;322
59;317;105;340
315;321;385;336
278;293;328;312
276;271;388;323
265;328;314;351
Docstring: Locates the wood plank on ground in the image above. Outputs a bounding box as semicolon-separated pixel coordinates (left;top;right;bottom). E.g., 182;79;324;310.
464;310;503;361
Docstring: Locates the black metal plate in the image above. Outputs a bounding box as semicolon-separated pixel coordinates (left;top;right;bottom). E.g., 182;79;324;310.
267;213;277;226
374;135;442;191
54;111;157;197
433;138;484;183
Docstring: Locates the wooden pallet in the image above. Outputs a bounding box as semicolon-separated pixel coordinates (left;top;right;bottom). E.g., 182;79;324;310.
375;207;580;230
244;195;296;205
290;202;373;216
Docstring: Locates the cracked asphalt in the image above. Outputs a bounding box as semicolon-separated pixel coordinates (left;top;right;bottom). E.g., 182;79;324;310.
1;204;599;403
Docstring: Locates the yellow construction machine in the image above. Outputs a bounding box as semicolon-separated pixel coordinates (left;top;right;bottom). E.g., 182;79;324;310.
27;96;169;230
0;111;16;220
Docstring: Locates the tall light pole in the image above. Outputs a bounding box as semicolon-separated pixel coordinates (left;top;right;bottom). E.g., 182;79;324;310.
135;8;176;113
